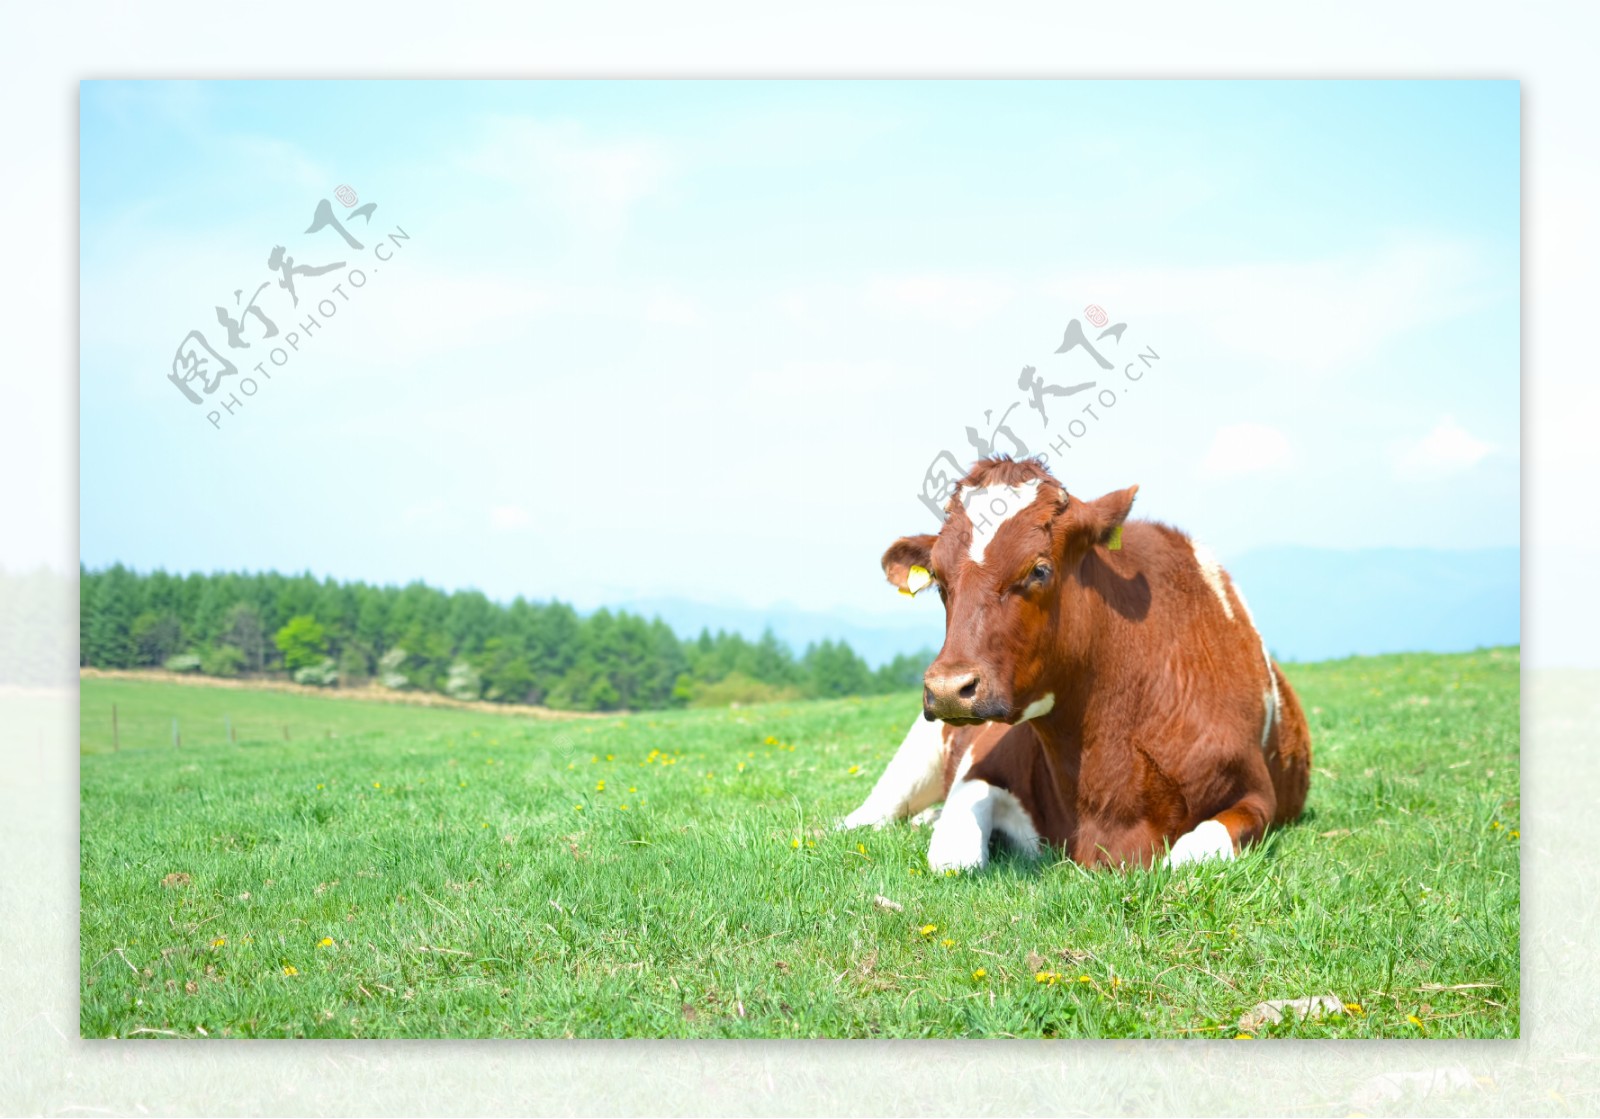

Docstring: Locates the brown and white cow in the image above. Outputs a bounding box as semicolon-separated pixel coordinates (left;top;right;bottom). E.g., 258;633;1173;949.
840;456;1310;871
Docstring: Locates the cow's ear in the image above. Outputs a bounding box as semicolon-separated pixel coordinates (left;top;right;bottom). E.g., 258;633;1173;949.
1080;485;1139;548
881;534;938;594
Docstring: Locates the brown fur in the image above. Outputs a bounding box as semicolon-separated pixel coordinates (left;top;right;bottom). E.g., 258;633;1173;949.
885;456;1311;867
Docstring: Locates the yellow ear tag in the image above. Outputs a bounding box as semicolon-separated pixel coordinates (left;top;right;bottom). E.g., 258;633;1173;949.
903;565;933;596
1107;525;1123;551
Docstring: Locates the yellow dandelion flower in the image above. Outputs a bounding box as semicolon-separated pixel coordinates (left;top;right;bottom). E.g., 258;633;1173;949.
620;804;630;811
940;938;955;948
972;968;987;980
1345;1002;1364;1015
765;736;778;746
1234;1033;1253;1040
908;868;922;875
606;754;614;761
574;804;584;811
791;839;800;848
372;782;381;789
211;937;226;947
848;765;860;774
282;965;299;976
1510;829;1520;838
482;822;490;828
318;937;334;948
1491;821;1502;829
1408;1014;1426;1030
919;924;938;936
628;787;636;793
737;762;746;772
1035;971;1054;984
857;844;866;854
315;783;324;789
596;781;606;792
1078;975;1091;983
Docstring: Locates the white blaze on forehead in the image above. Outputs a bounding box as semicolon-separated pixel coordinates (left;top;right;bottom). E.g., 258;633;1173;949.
960;480;1045;564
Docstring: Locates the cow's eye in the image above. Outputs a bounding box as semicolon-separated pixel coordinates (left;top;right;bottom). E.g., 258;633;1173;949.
1028;561;1052;585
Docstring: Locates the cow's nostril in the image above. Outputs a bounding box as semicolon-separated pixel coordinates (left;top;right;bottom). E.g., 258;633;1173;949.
958;677;979;700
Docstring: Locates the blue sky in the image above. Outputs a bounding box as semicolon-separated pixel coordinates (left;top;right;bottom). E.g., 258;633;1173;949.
80;80;1519;628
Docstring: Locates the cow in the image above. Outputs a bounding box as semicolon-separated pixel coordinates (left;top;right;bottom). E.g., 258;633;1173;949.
840;456;1310;872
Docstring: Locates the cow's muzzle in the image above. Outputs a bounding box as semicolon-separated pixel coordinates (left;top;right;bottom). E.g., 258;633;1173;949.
923;666;1010;724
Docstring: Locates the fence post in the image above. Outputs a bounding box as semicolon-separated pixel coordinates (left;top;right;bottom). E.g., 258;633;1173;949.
112;704;119;751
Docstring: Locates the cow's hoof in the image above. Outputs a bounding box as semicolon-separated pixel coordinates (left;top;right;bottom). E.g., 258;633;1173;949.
926;827;988;873
1163;819;1236;869
909;806;942;828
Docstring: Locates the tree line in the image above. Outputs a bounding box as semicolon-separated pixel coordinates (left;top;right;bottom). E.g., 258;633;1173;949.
78;565;933;711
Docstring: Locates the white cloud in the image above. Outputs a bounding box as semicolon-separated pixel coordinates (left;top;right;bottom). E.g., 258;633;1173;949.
644;292;702;326
1396;415;1495;477
772;292;812;322
402;499;445;524
865;273;1016;329
1047;236;1500;372
1201;423;1293;477
222;134;329;194
458;116;671;236
489;505;531;531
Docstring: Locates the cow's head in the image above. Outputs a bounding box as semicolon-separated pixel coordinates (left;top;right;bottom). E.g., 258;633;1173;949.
883;458;1137;725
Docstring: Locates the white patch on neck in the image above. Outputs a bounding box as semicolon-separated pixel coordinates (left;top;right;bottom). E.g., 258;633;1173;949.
1191;541;1235;621
1020;692;1055;722
961;480;1044;564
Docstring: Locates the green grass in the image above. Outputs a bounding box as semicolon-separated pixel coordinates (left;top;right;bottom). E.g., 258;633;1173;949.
79;648;1520;1039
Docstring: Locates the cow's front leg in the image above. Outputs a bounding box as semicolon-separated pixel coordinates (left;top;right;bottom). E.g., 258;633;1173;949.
1163;794;1272;869
838;716;947;830
925;775;1043;872
925;777;998;871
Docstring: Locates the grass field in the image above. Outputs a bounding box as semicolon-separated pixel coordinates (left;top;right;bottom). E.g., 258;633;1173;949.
79;648;1520;1039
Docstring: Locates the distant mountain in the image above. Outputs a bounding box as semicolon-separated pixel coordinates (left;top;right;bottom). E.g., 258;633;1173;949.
616;547;1519;668
1223;546;1519;663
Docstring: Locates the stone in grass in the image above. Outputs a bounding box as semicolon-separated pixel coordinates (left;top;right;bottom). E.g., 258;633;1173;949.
1239;993;1347;1031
